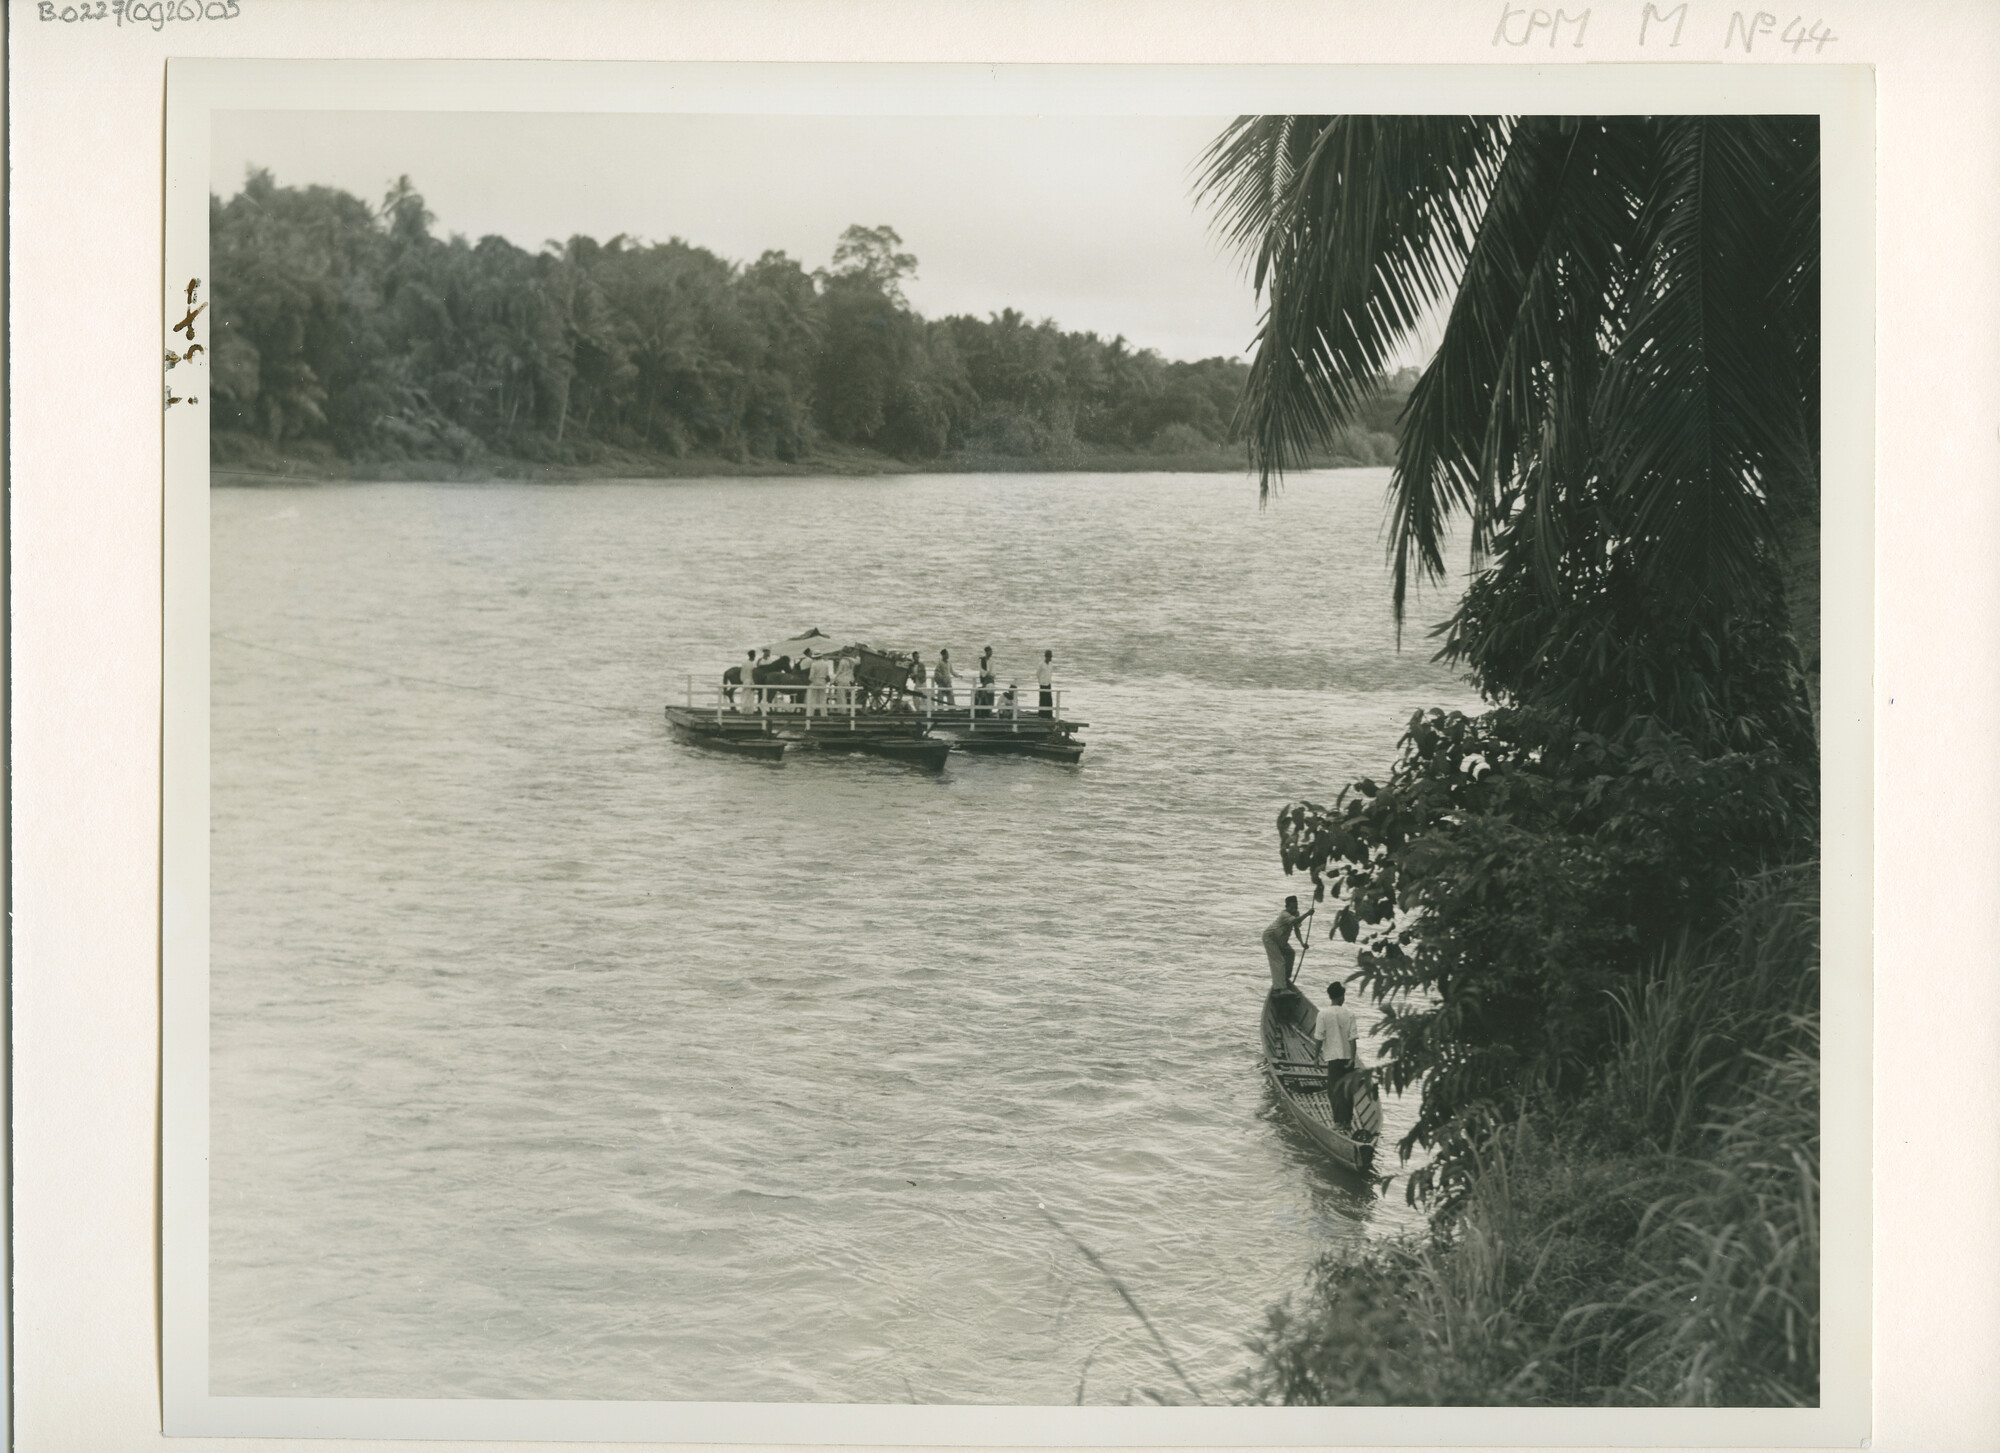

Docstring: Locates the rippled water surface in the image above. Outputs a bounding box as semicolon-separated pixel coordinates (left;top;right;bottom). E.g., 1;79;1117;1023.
209;468;1478;1403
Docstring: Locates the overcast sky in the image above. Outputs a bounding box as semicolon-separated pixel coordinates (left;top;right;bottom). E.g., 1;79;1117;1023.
213;111;1289;363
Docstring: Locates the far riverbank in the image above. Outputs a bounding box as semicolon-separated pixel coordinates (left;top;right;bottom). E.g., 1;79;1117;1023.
209;431;1396;486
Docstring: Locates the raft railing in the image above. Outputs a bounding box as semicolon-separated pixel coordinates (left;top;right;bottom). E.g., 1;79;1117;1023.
681;676;1066;731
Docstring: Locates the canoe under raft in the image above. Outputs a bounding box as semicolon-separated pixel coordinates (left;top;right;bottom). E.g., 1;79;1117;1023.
663;705;954;770
927;707;1087;762
1260;989;1383;1175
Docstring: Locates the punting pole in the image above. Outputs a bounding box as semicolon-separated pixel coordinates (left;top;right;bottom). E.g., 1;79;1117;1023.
1288;909;1315;990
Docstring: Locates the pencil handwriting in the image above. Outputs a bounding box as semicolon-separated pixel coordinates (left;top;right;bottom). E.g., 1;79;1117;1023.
37;0;241;27
1490;3;1838;51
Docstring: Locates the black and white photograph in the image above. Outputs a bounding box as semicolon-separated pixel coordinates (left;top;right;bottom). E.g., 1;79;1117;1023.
153;59;1873;1442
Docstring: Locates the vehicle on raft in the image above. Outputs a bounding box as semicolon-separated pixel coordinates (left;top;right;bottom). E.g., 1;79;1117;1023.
664;629;1088;769
1260;987;1383;1175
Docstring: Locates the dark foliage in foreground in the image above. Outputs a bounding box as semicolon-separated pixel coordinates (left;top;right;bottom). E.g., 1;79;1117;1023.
1277;707;1815;1203
1200;115;1819;644
1205;109;1821;1191
1205;113;1821;1406
208;170;1414;472
1243;870;1819;1407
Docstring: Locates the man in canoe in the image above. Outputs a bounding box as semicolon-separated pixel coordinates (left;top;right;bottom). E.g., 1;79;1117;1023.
1263;895;1310;993
1316;981;1362;1129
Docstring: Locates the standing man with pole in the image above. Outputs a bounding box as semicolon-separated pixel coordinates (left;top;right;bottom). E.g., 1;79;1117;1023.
1037;649;1055;717
1262;895;1310;995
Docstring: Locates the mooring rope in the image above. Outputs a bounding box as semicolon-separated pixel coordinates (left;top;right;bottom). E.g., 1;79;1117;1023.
210;631;636;716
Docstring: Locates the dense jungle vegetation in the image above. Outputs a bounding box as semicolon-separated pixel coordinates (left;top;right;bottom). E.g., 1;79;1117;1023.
1209;115;1823;1406
208;171;1410;477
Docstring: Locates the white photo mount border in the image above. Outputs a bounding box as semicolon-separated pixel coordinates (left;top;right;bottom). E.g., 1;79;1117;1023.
161;57;1874;1445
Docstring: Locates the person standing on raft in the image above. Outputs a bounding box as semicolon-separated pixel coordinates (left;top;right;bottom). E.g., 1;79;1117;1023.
974;646;996;718
1262;895;1310;993
805;649;832;717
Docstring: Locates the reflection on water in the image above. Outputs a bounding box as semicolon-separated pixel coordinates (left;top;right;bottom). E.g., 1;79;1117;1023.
209;468;1477;1403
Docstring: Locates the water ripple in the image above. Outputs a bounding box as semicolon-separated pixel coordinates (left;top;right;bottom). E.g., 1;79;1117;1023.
210;468;1477;1403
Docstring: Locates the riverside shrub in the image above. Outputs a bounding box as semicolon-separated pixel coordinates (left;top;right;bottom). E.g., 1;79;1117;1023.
1243;871;1820;1406
1278;705;1815;1205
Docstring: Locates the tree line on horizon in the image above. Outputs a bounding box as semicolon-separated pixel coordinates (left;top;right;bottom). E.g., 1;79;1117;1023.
208;169;1414;470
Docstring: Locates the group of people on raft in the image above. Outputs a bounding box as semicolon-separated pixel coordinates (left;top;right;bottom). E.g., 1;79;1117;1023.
1264;894;1372;1135
724;644;1058;719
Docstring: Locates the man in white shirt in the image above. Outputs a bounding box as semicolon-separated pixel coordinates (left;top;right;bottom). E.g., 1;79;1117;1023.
1316;981;1362;1129
974;646;995;718
805;650;831;717
1037;649;1055;717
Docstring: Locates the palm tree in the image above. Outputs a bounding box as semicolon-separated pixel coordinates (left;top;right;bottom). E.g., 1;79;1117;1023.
1200;116;1819;751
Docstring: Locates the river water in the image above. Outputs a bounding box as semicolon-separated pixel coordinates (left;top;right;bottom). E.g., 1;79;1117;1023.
208;467;1478;1404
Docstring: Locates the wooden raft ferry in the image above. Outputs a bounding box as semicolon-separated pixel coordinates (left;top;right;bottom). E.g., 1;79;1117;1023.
1260;990;1381;1175
667;636;1087;769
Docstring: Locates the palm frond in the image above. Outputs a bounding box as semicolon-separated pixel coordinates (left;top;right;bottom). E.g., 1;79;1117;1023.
1592;117;1816;601
1388;118;1651;625
1198;116;1510;497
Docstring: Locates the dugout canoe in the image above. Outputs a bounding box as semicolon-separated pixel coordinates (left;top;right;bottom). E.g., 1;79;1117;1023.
798;733;952;771
928;708;1088;762
947;733;1086;762
1260;990;1379;1175
664;704;951;770
664;708;788;759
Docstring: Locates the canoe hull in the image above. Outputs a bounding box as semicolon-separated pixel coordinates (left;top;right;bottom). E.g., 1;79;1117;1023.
947;734;1086;762
664;710;787;759
805;734;952;771
1260;991;1377;1175
665;706;950;769
930;712;1087;762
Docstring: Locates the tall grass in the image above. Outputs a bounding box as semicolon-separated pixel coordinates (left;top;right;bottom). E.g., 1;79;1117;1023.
1243;866;1819;1407
1589;1025;1820;1404
1594;865;1819;1155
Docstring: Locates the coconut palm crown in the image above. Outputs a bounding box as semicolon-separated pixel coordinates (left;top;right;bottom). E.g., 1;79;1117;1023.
1201;116;1819;754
